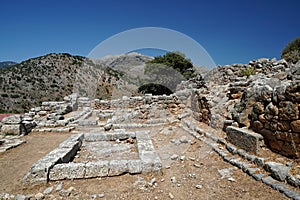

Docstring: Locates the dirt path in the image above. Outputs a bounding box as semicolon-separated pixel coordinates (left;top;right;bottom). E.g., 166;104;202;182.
0;126;291;199
48;130;288;200
0;132;71;193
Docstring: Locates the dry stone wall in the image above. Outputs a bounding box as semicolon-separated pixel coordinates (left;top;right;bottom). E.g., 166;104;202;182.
189;58;300;158
93;93;187;111
249;80;300;158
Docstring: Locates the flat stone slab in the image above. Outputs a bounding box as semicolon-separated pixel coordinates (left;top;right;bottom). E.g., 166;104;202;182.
226;126;264;154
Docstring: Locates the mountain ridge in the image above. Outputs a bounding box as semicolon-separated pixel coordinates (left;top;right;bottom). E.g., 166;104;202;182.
0;61;18;69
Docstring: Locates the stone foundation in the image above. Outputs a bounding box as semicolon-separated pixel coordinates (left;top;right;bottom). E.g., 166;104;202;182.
24;130;162;185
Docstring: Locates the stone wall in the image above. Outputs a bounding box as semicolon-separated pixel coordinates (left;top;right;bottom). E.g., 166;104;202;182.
1;115;28;135
0;94;79;135
229;59;300;158
92;93;188;112
249;81;300;158
190;89;211;125
182;58;300;158
1;90;192;135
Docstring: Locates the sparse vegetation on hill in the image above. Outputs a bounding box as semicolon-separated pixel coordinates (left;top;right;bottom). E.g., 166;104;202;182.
0;53;125;113
282;37;300;63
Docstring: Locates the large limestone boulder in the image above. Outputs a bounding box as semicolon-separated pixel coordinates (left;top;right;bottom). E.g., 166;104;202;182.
2;115;22;124
1;124;23;135
1;115;23;135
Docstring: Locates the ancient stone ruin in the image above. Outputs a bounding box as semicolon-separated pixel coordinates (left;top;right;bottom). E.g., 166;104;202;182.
0;58;300;199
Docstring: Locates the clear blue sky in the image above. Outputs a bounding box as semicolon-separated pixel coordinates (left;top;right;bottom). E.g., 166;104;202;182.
0;0;299;66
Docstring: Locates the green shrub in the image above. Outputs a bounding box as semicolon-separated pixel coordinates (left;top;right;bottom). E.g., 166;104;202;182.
141;51;197;94
282;37;300;63
146;51;196;80
240;67;255;77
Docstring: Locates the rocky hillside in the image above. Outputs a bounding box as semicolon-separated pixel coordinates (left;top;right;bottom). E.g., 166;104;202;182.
0;61;17;69
97;52;152;71
0;53;126;113
95;52;153;84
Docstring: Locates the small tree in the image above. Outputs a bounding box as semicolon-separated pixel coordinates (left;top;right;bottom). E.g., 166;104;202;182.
282;37;300;64
139;51;196;94
146;51;196;79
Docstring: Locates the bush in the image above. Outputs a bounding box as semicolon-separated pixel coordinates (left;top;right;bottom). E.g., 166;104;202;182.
146;51;196;80
140;51;197;94
282;37;300;63
240;67;256;77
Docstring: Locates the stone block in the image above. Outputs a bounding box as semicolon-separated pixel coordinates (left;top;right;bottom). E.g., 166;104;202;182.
77;120;97;126
264;162;291;182
108;160;128;176
1;124;22;135
49;163;86;180
85;161;109;178
24;134;84;185
23;164;48;185
226;126;264;154
279;101;299;120
38;111;48;116
56;120;69;126
59;133;84;148
23;121;37;134
287;175;300;187
140;151;162;173
128;160;142;174
60;143;81;163
136;139;155;152
252;120;264;132
277;121;291;131
275;131;300;143
252;102;265;114
268;140;284;152
1;115;22;124
281;142;298;158
291;120;300;133
84;131;135;142
135;131;151;140
259;128;276;141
